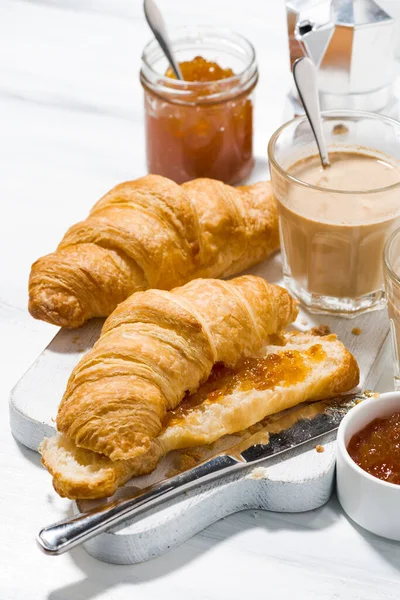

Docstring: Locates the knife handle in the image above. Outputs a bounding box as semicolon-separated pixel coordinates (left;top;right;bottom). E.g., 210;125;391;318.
37;454;241;555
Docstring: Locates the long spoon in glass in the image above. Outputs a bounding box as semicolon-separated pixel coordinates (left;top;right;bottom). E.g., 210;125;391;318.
292;56;330;168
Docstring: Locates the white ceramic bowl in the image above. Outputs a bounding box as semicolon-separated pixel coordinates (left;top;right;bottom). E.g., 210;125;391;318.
336;391;400;541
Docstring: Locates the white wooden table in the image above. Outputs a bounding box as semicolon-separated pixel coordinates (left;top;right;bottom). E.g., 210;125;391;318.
1;1;399;598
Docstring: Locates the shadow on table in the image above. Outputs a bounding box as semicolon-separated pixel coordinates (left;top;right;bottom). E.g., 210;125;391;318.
46;496;337;600
48;319;103;355
340;502;400;575
246;156;270;183
11;435;43;469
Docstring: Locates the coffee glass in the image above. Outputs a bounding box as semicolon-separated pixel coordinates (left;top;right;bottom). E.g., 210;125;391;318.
384;228;400;390
268;110;400;316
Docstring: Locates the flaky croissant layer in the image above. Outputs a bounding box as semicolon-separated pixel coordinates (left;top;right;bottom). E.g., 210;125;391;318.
28;175;279;328
57;276;298;462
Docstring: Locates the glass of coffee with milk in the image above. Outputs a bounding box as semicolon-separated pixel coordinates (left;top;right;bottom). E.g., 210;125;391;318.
384;229;400;389
268;110;400;315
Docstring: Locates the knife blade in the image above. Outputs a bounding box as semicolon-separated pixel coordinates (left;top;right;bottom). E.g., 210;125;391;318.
37;392;366;556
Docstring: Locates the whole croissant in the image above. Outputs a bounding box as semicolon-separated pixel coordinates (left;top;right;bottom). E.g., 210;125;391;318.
57;276;298;461
28;175;279;328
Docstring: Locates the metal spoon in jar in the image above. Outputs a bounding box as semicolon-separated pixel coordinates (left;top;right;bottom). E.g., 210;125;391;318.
143;0;183;80
292;57;330;168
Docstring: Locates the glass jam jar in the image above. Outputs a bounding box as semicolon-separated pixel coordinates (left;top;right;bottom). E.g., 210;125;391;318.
140;27;258;184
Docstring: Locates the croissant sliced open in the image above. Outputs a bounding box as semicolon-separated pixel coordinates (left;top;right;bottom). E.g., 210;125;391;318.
41;330;359;499
55;276;298;463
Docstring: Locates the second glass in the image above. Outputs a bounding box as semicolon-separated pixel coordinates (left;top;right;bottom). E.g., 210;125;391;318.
268;110;400;316
384;228;400;390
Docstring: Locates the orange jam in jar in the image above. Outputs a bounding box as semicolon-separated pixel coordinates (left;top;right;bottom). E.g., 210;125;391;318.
140;27;258;184
165;56;235;82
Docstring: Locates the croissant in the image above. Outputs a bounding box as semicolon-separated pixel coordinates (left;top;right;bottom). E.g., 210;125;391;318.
56;276;298;462
41;330;359;499
29;175;279;328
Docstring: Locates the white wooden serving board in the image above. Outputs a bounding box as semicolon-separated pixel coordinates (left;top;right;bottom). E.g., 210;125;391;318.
9;254;390;564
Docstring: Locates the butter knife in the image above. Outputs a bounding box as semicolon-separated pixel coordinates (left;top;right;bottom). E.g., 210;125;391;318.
37;393;364;556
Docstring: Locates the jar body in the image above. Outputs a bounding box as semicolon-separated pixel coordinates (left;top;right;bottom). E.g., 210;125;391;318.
141;27;258;184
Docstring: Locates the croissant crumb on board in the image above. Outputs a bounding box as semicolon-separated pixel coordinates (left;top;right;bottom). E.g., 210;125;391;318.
54;275;297;464
28;175;279;328
40;330;359;500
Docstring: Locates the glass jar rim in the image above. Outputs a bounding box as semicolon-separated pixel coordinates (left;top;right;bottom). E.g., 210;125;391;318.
140;25;257;102
268;109;400;195
384;227;400;287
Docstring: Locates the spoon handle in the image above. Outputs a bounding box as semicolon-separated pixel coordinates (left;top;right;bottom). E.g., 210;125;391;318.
144;0;183;80
293;57;330;168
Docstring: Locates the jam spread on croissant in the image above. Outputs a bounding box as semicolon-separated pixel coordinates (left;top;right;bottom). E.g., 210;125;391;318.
347;412;400;484
144;55;254;184
164;345;326;428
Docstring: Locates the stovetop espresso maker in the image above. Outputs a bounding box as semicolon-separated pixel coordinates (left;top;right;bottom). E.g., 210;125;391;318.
286;0;399;113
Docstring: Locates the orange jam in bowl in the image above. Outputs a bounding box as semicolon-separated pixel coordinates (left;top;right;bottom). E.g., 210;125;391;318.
140;27;258;184
347;412;400;484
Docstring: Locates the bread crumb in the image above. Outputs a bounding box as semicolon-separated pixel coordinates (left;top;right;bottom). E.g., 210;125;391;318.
364;390;380;399
166;448;207;478
315;445;325;453
351;327;362;336
332;124;349;136
355;390;379;404
248;467;269;480
310;325;331;337
267;333;285;346
300;318;308;326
